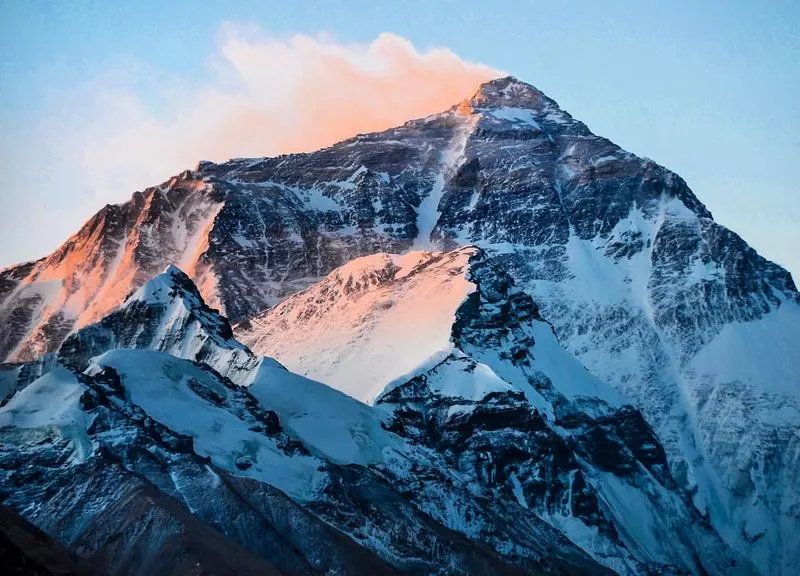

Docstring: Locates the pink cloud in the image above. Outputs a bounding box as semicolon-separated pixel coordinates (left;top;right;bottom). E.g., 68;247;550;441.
77;30;501;200
0;28;499;268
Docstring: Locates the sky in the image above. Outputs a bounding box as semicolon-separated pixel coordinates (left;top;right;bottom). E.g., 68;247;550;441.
1;0;798;281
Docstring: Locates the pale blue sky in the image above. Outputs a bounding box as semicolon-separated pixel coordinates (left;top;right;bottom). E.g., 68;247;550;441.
1;0;798;281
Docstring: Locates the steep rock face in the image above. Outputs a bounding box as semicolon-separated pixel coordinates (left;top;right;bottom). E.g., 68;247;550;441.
0;177;223;362
0;505;98;576
58;264;258;383
241;248;753;575
0;75;797;573
0;269;608;576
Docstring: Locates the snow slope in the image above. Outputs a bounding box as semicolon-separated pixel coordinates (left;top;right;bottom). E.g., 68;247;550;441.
238;248;478;403
246;358;402;466
239;246;750;574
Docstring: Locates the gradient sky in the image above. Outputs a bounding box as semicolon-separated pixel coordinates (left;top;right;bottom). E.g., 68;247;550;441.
1;0;798;281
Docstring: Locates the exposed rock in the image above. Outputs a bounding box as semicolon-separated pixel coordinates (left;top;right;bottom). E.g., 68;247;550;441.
1;75;797;574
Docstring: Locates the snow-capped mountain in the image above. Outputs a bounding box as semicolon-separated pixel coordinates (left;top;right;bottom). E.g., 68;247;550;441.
1;265;618;575
0;75;797;574
58;263;258;383
2;263;753;574
238;247;755;574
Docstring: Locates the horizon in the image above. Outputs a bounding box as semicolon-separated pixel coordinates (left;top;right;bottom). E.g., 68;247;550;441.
1;1;798;281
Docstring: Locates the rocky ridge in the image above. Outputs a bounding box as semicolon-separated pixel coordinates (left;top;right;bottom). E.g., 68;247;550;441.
1;265;613;576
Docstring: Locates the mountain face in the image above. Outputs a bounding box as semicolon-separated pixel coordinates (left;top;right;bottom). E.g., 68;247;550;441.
240;247;753;574
0;75;797;574
1;265;617;576
0;505;98;576
57;264;258;383
2;262;751;575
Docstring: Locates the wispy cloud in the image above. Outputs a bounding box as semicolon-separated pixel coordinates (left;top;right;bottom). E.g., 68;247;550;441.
0;28;499;267
81;28;499;193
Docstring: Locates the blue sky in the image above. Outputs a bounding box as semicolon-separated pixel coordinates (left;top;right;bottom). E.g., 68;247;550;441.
1;0;798;280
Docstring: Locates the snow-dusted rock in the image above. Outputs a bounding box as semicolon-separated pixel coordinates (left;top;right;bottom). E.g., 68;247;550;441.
241;246;754;574
58;264;258;382
1;267;610;576
0;75;797;573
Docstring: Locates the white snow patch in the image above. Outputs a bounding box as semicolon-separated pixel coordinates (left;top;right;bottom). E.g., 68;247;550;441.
239;248;478;404
486;107;541;129
509;472;529;508
247;357;402;465
0;368;94;461
528;321;623;407
413;117;476;249
0;368;87;429
90;350;325;501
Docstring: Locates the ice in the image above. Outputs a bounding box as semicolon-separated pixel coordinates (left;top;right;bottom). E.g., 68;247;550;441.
89;350;326;501
509;472;529;509
414;173;447;249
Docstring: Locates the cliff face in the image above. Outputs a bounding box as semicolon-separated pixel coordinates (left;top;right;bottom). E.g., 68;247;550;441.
0;264;611;576
1;76;798;574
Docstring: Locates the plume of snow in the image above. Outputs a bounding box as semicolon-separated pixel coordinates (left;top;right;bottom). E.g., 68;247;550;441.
81;30;499;190
0;28;500;267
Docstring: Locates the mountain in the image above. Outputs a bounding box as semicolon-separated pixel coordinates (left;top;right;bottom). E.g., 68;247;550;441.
0;75;797;574
1;265;613;576
1;262;752;574
57;263;258;383
240;246;754;574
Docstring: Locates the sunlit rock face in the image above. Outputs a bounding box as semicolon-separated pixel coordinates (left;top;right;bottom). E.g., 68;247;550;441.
240;246;753;574
1;75;798;574
0;264;615;576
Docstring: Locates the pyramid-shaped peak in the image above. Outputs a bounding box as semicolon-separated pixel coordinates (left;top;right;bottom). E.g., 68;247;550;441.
163;263;187;278
58;262;252;376
128;264;202;307
469;76;550;109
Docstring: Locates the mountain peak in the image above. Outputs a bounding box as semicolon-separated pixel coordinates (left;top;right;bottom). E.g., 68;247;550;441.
467;75;549;109
132;264;200;306
59;265;257;382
